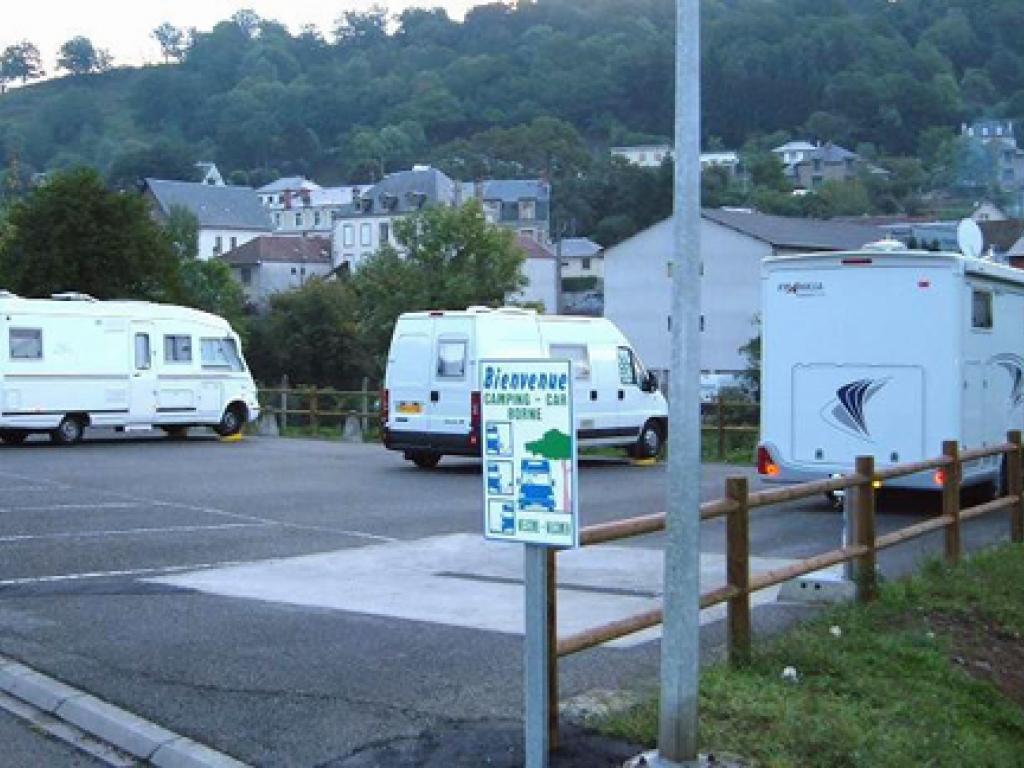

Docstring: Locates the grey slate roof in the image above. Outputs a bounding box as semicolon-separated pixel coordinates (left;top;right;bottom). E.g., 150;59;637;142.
219;236;332;266
460;179;551;203
702;208;885;250
558;237;602;258
256;177;321;194
337;167;457;218
146;179;272;231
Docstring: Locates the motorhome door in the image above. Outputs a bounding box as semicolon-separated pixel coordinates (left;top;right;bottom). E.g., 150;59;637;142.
129;324;157;424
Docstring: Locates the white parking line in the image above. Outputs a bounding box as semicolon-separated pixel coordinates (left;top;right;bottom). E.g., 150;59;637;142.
0;503;141;513
0;522;274;544
0;559;262;587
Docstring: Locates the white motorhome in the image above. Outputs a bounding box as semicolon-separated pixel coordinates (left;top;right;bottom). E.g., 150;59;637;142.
758;241;1024;491
0;292;259;444
382;307;668;467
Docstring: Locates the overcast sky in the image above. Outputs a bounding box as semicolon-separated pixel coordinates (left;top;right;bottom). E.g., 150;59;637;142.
3;1;480;74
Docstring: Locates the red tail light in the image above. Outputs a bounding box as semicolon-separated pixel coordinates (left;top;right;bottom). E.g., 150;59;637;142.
469;391;481;449
933;469;945;487
757;445;780;476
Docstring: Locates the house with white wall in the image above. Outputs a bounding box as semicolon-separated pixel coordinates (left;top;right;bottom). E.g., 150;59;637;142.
509;235;558;312
145;179;273;261
603;209;884;376
258;177;373;235
558;237;604;280
218;236;333;309
459;179;551;243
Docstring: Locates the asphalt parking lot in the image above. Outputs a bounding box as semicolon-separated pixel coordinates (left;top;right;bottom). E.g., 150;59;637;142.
0;433;1015;765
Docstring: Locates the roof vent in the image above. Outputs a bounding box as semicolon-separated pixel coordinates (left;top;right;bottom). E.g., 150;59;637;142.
861;238;906;253
50;292;98;302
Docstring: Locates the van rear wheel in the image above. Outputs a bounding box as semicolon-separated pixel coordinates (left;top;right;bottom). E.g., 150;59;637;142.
51;416;84;445
410;451;442;469
214;405;245;437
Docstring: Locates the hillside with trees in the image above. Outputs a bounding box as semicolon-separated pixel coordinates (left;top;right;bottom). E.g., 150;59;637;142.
1;0;1022;229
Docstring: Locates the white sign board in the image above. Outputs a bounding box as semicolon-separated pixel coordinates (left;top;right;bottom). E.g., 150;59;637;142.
480;359;578;548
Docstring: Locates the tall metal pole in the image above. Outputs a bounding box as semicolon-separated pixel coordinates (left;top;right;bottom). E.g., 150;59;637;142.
524;545;550;768
657;0;702;765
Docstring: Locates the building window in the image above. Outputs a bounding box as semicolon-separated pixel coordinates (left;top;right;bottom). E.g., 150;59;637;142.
230;236;237;250
700;315;705;332
214;236;223;254
972;290;993;329
360;223;372;246
314;211;322;227
436;340;467;379
9;328;42;360
582;257;591;271
164;335;193;363
379;222;390;244
519;199;536;220
240;267;252;286
295;212;303;227
343;224;354;247
274;213;282;227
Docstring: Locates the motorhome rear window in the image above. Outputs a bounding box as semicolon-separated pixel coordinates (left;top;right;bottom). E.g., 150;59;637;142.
134;333;151;370
201;338;243;371
164;335;193;363
437;340;467;378
9;328;42;360
972;290;993;330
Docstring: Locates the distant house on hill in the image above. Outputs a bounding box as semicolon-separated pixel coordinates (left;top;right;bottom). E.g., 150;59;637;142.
460;179;551;243
509;235;557;312
144;179;272;261
219;235;333;309
771;140;888;190
960;120;1024;215
194;162;224;186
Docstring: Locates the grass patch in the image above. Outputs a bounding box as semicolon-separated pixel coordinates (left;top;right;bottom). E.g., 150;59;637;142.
601;544;1024;767
700;428;757;465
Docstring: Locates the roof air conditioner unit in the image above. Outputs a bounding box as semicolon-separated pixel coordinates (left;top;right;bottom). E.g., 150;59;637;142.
51;292;98;302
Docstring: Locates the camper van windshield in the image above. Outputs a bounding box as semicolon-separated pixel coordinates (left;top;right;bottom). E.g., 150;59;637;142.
201;338;244;371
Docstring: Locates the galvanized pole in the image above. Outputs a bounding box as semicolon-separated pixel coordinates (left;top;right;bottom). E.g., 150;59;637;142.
657;0;702;765
524;544;550;768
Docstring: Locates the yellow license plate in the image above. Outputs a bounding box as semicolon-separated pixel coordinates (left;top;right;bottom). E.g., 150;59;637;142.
397;402;422;414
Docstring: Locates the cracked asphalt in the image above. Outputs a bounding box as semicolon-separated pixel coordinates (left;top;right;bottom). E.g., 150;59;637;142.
0;433;1014;765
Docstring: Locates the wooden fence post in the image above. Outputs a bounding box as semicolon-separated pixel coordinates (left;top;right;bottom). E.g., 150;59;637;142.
279;374;289;431
726;476;751;665
309;388;320;434
942;440;961;564
853;455;877;602
717;394;726;461
1009;431;1023;544
547;548;558;752
361;377;370;436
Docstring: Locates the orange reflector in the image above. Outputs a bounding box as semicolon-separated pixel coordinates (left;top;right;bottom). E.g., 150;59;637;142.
765;463;780;477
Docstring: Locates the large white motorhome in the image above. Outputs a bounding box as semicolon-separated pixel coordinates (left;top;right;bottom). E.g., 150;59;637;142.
758;241;1024;491
382;307;668;467
0;292;259;444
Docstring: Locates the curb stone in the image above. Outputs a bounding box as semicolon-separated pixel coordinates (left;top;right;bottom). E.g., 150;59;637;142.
0;653;248;767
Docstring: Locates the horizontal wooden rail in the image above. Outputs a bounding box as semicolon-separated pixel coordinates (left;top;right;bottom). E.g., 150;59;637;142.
875;515;952;550
747;544;868;593
747;474;867;508
960;443;1014;462
961;495;1018;523
874;456;950;481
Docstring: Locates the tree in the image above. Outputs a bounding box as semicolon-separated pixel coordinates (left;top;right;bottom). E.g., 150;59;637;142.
0;168;178;300
349;202;526;375
152;23;187;62
57;37;113;76
0;41;44;92
107;140;198;191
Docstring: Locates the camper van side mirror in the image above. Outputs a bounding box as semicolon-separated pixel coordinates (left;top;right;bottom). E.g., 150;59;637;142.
642;371;658;393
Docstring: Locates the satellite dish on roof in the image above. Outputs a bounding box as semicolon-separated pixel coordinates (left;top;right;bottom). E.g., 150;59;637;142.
957;218;984;259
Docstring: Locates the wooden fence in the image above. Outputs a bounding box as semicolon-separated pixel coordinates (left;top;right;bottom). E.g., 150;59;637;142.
541;431;1024;749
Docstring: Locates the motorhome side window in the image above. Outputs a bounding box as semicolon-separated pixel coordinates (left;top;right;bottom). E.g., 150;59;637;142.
971;290;993;330
9;328;42;360
201;338;244;371
550;344;591;380
436;340;467;378
164;335;193;363
617;347;638;386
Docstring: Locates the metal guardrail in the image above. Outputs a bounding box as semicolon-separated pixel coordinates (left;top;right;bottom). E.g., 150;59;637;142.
542;431;1024;748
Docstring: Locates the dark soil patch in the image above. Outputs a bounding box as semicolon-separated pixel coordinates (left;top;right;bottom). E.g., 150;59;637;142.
929;610;1024;707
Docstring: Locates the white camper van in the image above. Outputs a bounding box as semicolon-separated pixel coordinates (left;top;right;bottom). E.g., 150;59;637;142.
382;307;668;467
758;240;1024;491
0;292;259;444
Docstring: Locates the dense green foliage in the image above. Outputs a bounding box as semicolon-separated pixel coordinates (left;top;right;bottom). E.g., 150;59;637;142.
248;202;525;386
0;0;1020;204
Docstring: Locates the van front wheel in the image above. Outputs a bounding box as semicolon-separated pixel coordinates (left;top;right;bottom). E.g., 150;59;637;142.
214;405;245;437
410;451;441;469
632;421;663;460
51;416;85;445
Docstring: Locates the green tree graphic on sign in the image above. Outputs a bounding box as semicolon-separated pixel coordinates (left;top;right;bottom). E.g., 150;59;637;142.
526;429;572;514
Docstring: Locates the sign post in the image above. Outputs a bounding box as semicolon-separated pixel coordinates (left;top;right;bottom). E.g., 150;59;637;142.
480;359;578;768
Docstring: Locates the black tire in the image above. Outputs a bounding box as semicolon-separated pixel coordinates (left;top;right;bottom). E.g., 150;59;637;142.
162;426;189;440
50;416;84;445
0;429;28;445
410;451;442;469
213;405;245;437
633;420;664;459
